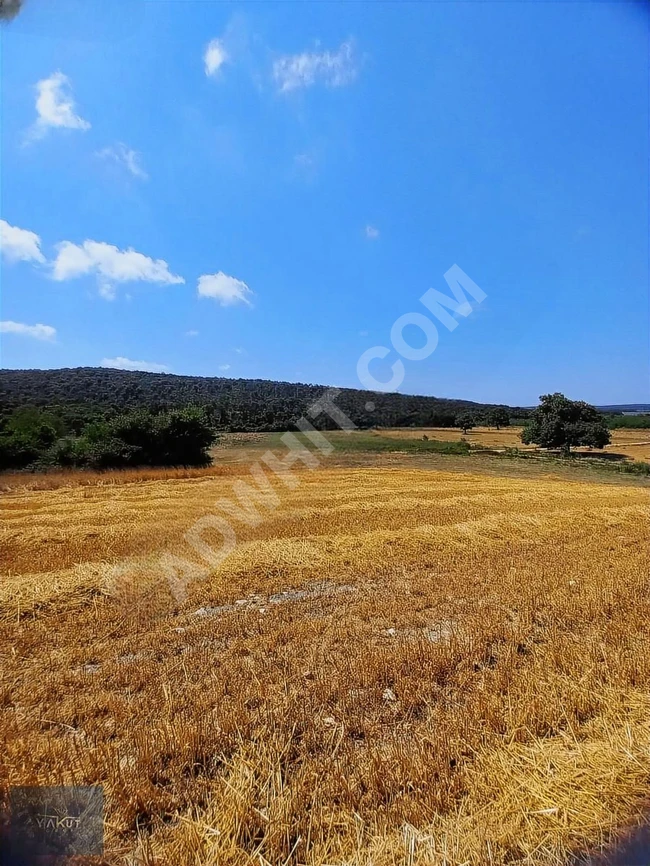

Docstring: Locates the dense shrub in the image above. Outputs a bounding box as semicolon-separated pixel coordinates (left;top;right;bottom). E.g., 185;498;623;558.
0;406;217;471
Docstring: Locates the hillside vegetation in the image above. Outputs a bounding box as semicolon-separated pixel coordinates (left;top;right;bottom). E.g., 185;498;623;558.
0;367;524;430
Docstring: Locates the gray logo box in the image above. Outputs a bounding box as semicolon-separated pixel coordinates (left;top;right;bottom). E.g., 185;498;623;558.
3;786;103;864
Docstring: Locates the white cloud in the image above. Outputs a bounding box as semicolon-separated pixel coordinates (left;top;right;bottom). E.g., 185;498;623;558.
101;357;170;373
218;364;231;371
51;239;184;299
0;219;46;264
1;320;56;341
33;71;90;133
273;40;357;92
234;347;244;354
185;329;199;337
97;143;148;180
365;225;379;240
198;271;253;307
204;37;228;76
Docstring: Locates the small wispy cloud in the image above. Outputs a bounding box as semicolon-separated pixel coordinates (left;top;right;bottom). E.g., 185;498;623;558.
97;143;148;180
292;151;319;183
185;329;199;337
365;225;379;240
31;71;90;136
294;153;314;168
234;347;244;354
0;219;46;264
198;271;253;307
101;356;170;373
273;39;358;92
204;37;228;76
218;364;231;371
51;239;184;300
1;320;56;341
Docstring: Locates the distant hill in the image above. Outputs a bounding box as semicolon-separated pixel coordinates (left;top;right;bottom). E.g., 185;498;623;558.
596;404;650;414
0;367;527;431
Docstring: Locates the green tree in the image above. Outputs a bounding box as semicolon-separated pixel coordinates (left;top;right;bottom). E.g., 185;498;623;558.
521;393;610;454
0;0;23;22
486;408;510;430
0;408;62;470
156;407;216;466
455;412;475;435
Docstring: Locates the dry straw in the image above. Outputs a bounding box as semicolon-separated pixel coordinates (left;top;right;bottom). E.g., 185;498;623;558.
1;465;649;864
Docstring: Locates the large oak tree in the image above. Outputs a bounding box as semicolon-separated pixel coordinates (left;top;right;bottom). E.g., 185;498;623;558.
521;393;610;454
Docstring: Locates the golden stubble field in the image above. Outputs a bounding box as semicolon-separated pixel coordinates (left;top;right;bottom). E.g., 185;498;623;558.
1;459;650;865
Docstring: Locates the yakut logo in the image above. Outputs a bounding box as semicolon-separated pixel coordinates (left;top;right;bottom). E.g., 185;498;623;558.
106;264;485;605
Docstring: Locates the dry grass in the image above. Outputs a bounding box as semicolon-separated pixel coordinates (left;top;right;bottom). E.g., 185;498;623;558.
0;463;245;494
1;462;649;865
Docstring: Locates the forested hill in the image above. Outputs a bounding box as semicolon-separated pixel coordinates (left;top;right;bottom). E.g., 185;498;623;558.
0;367;525;431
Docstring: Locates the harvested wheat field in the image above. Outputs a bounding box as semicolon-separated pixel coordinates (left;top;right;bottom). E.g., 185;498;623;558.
1;463;650;865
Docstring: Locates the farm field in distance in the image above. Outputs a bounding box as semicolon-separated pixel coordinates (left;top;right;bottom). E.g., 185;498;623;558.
1;444;649;865
205;427;650;468
374;425;650;463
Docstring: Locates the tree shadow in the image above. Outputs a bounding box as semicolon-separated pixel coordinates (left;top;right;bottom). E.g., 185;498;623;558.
589;824;650;865
571;451;629;463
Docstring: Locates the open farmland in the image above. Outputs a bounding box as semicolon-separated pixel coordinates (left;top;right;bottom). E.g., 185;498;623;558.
375;426;650;462
1;458;650;865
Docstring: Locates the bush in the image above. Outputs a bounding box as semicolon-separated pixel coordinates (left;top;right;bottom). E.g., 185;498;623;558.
0;406;217;471
78;437;142;470
0;432;40;471
156;408;216;466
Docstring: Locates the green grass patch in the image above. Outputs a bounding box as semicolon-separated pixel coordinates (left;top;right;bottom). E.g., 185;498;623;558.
334;433;470;455
260;430;471;456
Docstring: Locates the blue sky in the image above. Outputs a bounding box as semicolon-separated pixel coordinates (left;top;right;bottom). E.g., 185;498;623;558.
1;0;648;406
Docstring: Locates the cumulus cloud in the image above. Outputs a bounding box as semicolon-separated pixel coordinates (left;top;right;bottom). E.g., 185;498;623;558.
51;239;184;299
204;37;228;76
33;71;90;133
273;40;357;92
101;357;170;373
1;320;56;341
97;143;148;180
198;271;253;307
0;219;46;264
365;225;379;240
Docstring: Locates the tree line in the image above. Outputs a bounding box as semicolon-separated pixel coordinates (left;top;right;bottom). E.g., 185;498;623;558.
0;368;525;432
0;406;216;471
0;370;619;472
